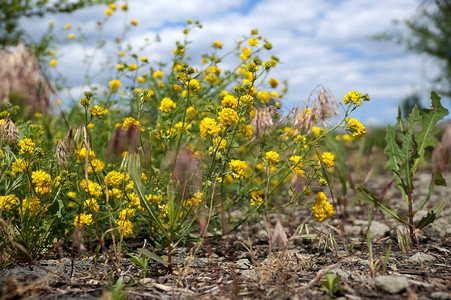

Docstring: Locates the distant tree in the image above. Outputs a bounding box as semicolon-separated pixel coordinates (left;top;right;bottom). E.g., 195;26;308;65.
0;0;110;49
377;0;451;98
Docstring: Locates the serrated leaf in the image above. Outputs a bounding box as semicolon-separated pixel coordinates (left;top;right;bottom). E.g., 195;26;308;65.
138;248;168;267
415;92;449;167
384;125;401;173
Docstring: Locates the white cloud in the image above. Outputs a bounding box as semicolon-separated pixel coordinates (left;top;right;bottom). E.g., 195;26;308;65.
18;0;449;124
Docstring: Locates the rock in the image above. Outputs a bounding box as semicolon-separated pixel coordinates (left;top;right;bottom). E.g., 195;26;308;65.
431;292;451;300
408;252;436;265
236;258;252;269
374;275;409;294
353;220;390;238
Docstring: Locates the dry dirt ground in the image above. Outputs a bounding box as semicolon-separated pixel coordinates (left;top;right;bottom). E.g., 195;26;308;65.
1;172;450;300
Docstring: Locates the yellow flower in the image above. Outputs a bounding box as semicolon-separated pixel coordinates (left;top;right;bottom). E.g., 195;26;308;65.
68;34;75;40
257;91;271;104
90;105;108;118
300;108;317;123
141;172;147;182
185;192;203;207
248;38;259;47
88;158;105;172
11;158;30;177
105;8;113;16
217;107;238;126
145;194;160;204
18;137;35;155
250;195;263;206
128;64;138;71
221;95;238;110
268;78;278;88
345;118;366;139
137;76;145;83
228;159;248;179
105;171;125;188
109;79;121;92
22;197;48;216
109;3;117;10
76;144;95;161
266;151;279;165
211;40;223;49
83;198;99;212
116;219;133;236
240;47;251;61
140;56;148;62
67;191;76;199
186;79;200;92
0;194;19;210
289;155;305;176
122;117;140;131
159;97;176;112
120;3;128;11
49;60;57;67
153;70;164;79
64;23;72;30
343;90;362;106
321;152;336;168
312;192;334;222
118;208;136;221
200;117;220;138
131;19;138;26
342;134;352;142
118;51;125;56
74;213;93;228
79;179;103;198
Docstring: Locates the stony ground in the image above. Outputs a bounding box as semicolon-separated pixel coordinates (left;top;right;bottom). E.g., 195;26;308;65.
1;172;450;300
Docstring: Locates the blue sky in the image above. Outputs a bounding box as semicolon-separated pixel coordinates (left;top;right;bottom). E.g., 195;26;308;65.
21;0;449;126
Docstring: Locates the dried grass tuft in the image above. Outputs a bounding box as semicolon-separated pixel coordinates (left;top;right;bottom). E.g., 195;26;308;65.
290;85;339;134
0;42;58;114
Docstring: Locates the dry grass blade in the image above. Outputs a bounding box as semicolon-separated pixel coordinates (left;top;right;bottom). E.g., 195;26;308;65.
0;118;18;144
251;106;279;140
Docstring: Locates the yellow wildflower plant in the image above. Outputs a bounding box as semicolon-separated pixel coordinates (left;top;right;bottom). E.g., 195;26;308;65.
200;117;220;138
345;118;366;139
312;192;334;222
217;107;238;127
289;155;305;176
109;79;121;92
153;70;164;79
90;105;108;118
228;159;248;179
240;47;251;61
31;170;52;196
250;195;263;207
211;40;223;49
159;97;176;112
186;79;200;92
18;137;35;155
83;198;99;212
74;213;93;228
116;219;133;236
265;151;280;165
321;152;336;168
268;78;278;88
221;95;238;110
343;90;363;106
0;194;19;210
122;117;141;131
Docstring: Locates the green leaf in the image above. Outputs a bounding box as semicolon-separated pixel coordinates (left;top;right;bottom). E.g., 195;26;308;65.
138;248;168;267
357;186;409;225
384;125;401;173
415;92;449;168
416;199;447;230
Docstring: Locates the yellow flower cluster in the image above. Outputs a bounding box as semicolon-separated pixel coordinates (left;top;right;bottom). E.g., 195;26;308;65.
268;78;278;88
200;117;220;138
343;90;362;106
109;79;121;92
122;117;140;131
312;192;334;222
345;118;366;139
221;95;238;110
159;97;176;112
31;170;51;196
186;79;200;92
228;159;248;179
79;179;103;198
250;194;263;206
289;155;305;176
90;105;108;118
18;137;35;155
11;158;30;177
321;152;336;168
240;47;251;61
0;194;19;210
266;151;280;165
217;107;238;126
74;212;92;228
185;192;203;207
83;198;99;212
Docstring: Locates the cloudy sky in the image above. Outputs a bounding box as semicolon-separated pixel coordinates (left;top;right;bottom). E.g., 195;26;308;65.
21;0;448;125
